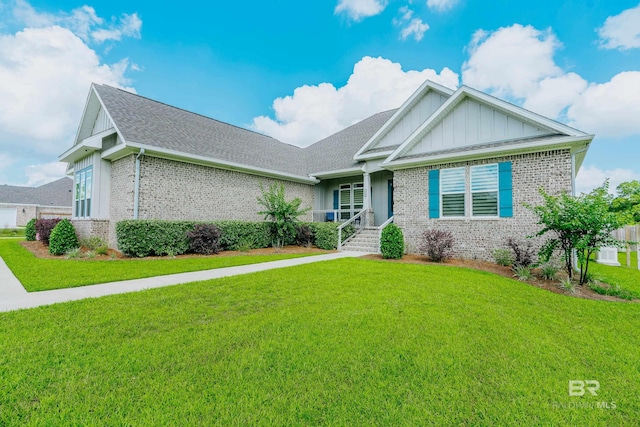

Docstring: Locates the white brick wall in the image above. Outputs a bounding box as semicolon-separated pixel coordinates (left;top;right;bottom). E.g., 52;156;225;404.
394;149;573;260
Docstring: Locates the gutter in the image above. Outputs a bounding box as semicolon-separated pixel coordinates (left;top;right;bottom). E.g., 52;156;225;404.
133;148;145;219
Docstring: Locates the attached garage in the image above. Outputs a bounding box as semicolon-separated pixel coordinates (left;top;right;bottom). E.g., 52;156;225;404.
0;207;17;228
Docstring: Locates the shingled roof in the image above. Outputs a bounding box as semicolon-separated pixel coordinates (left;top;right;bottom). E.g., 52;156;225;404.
92;84;397;179
94;85;309;176
0;177;73;207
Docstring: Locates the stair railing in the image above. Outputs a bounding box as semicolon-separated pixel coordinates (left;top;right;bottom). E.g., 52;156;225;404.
337;209;367;251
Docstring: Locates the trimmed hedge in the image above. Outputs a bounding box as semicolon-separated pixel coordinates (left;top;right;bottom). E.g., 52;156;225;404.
49;219;79;256
116;219;349;257
25;219;37;241
380;223;404;259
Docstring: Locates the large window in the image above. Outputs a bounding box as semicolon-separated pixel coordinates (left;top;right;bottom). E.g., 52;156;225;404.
470;164;498;216
75;166;93;218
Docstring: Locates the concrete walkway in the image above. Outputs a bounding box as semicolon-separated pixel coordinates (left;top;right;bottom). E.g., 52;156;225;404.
0;251;369;312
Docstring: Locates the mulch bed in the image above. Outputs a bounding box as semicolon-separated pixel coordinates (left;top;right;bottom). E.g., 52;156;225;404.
18;241;633;303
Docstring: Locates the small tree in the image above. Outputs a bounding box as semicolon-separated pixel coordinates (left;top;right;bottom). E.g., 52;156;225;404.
380;223;404;259
419;229;455;262
257;183;310;248
528;181;625;285
610;180;640;224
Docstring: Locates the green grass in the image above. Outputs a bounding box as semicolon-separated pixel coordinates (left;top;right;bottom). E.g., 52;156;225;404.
0;228;24;237
0;239;313;292
590;251;640;297
1;258;638;425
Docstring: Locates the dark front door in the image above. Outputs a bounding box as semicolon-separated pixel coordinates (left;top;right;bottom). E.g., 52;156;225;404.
388;179;394;218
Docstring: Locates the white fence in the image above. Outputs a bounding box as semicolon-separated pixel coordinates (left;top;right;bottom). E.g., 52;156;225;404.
610;225;640;269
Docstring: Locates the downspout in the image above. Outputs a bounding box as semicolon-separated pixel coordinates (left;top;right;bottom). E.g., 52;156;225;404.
133;148;145;219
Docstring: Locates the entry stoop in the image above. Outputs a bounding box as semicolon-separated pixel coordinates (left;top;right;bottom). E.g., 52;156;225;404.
340;227;380;253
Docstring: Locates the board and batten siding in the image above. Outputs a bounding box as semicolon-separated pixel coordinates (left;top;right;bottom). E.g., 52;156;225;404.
410;98;556;156
91;107;114;136
374;91;449;150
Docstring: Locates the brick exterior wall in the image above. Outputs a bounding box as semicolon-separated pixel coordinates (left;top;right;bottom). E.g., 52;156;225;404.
72;219;110;243
394;149;573;260
103;154;315;247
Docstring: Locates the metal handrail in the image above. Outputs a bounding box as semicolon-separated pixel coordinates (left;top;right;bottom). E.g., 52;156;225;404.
337;209;367;250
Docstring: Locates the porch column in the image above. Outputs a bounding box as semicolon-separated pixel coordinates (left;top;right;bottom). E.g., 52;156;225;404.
363;172;372;210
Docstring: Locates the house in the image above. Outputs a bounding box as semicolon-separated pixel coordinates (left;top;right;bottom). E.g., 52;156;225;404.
59;81;593;258
0;178;73;228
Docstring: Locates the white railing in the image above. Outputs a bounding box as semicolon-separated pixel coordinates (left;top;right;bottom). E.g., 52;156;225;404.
376;216;394;253
312;209;360;223
337;209;367;250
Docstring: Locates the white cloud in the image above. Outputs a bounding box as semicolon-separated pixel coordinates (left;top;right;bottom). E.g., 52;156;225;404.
335;0;388;21
10;0;141;43
462;24;561;99
395;7;429;41
251;56;459;146
24;162;68;186
0;26;134;155
427;0;460;12
576;165;640;195
597;4;640;50
523;72;588;119
567;71;640;138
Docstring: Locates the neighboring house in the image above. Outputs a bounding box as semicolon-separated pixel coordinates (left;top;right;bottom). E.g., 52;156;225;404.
59;81;593;258
0;178;73;228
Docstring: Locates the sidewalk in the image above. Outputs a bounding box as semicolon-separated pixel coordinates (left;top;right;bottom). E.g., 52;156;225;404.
0;251;369;313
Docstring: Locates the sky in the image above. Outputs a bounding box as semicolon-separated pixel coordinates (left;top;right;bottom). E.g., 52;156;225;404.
0;0;638;194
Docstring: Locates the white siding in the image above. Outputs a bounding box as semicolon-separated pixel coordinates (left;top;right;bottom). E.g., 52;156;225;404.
375;91;448;150
91;107;114;135
0;208;17;228
409;98;555;156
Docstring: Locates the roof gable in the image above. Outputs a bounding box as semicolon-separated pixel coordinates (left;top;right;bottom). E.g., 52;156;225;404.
385;86;591;165
354;80;454;160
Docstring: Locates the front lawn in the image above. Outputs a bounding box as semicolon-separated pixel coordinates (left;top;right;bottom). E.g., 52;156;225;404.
591;251;640;296
1;258;637;425
0;239;314;292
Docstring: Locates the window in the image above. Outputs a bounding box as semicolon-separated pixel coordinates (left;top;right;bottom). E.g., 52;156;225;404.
440;167;465;217
430;162;510;219
470;164;498;216
339;182;364;220
75;166;93;218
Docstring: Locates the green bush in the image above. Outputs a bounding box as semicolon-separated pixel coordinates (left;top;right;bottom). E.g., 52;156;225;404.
215;221;272;250
380;223;404;259
492;248;513;266
116;220;195;257
49;219;79;256
306;222;337;250
25;219;37;241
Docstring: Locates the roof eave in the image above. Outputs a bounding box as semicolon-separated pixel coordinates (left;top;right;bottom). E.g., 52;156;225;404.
382;135;594;170
104;142;319;185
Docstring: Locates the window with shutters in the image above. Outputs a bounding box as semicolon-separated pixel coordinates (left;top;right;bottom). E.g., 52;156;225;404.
440;167;465;217
339;182;364;220
470;164;498;217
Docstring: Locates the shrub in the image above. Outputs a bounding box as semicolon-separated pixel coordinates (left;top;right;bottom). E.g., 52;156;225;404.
492;248;513;266
295;224;313;248
513;265;534;281
85;250;97;259
507;238;536;268
25;219;37;241
81;236;109;251
65;247;81;259
116;220;194;257
559;278;576;294
419;229;454;262
49;219;79;256
307;222;339;250
540;263;559;280
380;223;404;259
186;223;222;255
35;218;61;245
216;221;271;250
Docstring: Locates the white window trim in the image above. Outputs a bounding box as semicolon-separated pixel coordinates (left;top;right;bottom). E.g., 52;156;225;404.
74;165;93;219
439;164;500;220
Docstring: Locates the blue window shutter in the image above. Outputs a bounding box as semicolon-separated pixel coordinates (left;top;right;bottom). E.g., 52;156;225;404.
428;169;440;219
498;162;513;217
333;190;339;209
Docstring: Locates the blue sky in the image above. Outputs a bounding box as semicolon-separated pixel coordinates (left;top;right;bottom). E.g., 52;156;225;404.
0;0;639;193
